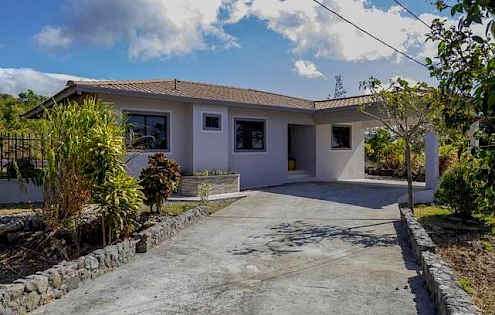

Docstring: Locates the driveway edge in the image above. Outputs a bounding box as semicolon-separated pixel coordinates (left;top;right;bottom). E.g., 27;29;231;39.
0;206;208;315
399;207;480;315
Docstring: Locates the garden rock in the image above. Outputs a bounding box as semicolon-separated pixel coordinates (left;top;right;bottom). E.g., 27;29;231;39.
24;275;48;294
0;221;23;236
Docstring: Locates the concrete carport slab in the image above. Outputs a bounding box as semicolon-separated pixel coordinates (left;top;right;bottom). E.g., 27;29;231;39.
32;182;436;315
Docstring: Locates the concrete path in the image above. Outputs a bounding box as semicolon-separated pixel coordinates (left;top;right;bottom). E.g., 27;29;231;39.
32;182;436;315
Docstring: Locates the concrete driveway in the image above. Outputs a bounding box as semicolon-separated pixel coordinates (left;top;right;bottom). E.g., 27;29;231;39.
33;182;435;315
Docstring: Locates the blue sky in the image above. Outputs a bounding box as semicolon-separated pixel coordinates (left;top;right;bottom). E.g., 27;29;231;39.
0;0;447;100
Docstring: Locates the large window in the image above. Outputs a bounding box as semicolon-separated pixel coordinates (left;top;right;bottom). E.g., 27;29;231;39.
235;118;266;152
127;113;169;150
332;125;351;149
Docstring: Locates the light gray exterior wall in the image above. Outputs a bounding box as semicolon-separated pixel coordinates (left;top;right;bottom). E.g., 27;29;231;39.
316;122;365;181
228;107;314;189
100;94;193;176
192;103;229;172
98;94;367;190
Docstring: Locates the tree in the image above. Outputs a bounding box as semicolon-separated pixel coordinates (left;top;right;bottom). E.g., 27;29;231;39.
0;90;46;133
359;78;441;212
427;0;495;216
329;75;347;99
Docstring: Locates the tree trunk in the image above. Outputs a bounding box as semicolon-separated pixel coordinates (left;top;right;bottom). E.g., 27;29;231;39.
405;140;414;213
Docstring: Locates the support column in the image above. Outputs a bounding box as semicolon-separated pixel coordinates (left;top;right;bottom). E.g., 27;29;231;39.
425;132;440;190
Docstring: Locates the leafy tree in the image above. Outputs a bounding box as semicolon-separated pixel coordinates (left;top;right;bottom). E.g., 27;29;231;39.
427;0;495;216
140;153;181;213
359;78;441;211
0;90;46;133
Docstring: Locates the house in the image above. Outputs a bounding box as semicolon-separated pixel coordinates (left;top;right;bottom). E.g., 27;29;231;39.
23;79;439;190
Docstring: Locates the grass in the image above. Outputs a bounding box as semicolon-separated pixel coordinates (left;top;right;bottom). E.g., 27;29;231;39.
459;278;471;293
414;205;494;231
0;203;39;215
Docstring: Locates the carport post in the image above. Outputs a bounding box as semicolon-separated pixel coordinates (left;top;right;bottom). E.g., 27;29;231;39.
425;132;439;190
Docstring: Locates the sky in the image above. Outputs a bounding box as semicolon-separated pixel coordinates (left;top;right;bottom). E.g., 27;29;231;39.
0;0;452;100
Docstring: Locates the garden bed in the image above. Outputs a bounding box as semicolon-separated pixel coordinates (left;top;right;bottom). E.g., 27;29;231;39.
416;206;495;314
179;174;240;196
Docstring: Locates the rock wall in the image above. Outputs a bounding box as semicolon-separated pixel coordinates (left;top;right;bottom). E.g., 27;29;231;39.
400;207;480;315
0;206;209;315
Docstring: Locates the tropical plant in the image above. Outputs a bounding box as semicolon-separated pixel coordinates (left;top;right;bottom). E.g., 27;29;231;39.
99;170;144;242
140;152;181;213
427;0;495;217
42;98;144;250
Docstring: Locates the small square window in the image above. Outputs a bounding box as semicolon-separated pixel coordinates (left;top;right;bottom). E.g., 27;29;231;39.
203;113;222;131
332;126;351;149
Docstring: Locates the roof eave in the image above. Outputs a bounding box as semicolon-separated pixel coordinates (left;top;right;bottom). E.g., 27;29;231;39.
21;85;78;118
77;86;316;113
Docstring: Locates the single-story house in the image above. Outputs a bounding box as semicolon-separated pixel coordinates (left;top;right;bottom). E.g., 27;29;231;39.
23;79;440;190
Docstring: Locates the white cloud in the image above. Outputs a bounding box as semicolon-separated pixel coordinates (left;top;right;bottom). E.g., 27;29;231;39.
33;0;239;60
33;26;72;51
33;0;455;63
0;67;94;97
228;0;443;62
293;60;325;79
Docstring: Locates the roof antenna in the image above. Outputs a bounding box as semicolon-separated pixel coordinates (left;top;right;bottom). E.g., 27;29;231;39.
174;78;177;90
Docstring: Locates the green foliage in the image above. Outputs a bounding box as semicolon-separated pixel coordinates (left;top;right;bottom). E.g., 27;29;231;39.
42;98;143;248
481;240;493;252
427;0;495;217
0;90;45;133
140;152;181;213
435;162;478;218
99;170;144;241
192;169;236;176
365;128;392;163
459;278;471;294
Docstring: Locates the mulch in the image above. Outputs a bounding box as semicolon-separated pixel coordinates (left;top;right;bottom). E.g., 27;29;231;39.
423;224;495;314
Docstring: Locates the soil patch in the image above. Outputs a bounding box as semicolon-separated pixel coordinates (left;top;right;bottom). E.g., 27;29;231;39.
418;208;495;314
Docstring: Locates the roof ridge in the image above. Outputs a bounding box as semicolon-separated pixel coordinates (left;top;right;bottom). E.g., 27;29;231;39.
68;79;174;86
314;94;372;103
176;79;313;102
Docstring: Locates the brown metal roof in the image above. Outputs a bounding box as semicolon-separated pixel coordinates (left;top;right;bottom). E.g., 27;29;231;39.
22;79;375;118
314;95;375;110
69;79;315;110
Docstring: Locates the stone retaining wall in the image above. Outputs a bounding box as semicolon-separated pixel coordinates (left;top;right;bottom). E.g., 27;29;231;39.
400;207;480;315
179;175;240;197
0;206;208;315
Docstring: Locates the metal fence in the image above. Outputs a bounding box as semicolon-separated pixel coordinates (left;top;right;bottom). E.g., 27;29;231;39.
0;133;45;180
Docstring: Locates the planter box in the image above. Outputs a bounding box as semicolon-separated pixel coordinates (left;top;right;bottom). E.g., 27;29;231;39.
179;174;240;197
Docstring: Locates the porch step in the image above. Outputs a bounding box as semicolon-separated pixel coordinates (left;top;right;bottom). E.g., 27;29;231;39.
288;170;312;179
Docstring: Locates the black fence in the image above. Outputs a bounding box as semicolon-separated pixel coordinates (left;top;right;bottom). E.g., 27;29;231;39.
0;133;46;180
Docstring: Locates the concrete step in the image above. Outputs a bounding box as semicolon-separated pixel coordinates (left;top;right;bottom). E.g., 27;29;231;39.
288;170;312;179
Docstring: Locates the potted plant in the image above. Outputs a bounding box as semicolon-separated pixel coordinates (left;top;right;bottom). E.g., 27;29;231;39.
288;154;296;170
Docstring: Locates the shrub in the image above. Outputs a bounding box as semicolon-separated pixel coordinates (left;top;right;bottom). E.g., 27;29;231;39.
42;98;143;248
99;170;144;242
435;162;477;218
140;153;180;213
